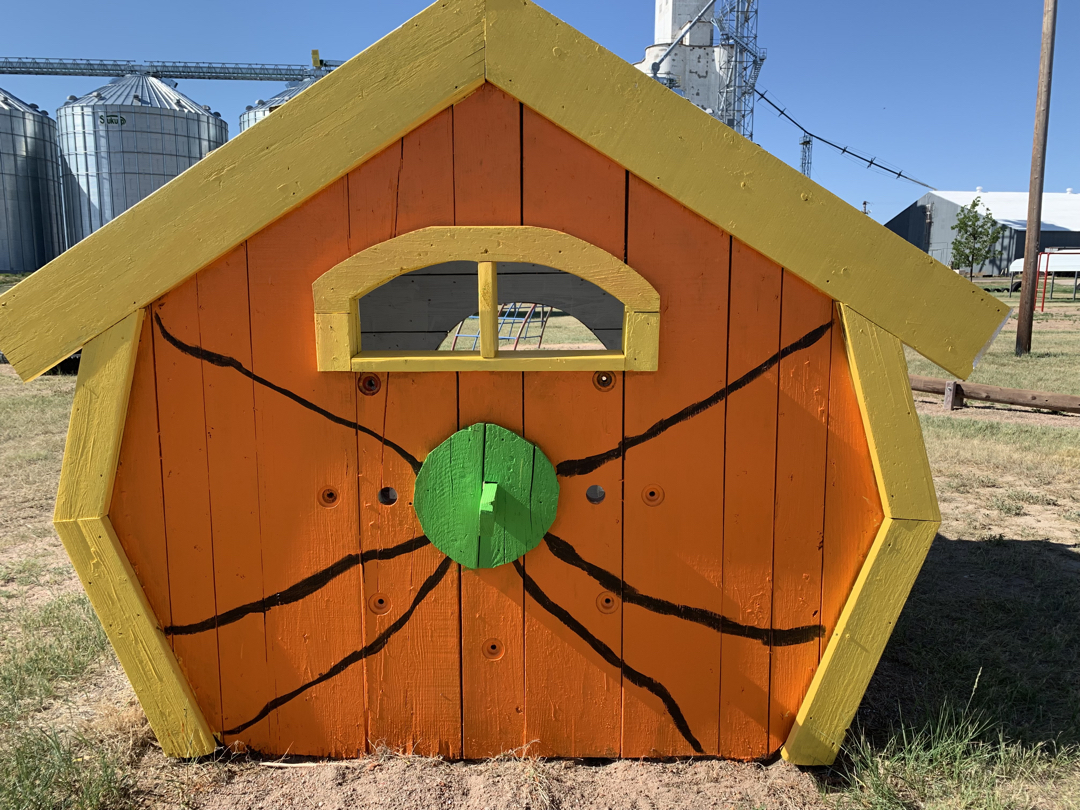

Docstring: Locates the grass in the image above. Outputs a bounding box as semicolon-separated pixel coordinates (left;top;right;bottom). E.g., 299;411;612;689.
919;412;1080;489
839;706;1078;810
0;594;133;810
0;368;76;548
0;367;133;810
0;273;32;297
0;594;110;723
0;728;137;810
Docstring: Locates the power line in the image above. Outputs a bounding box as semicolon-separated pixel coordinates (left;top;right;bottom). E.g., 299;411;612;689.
756;89;936;190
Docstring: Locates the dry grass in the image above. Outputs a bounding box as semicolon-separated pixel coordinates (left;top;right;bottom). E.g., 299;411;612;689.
0;367;75;549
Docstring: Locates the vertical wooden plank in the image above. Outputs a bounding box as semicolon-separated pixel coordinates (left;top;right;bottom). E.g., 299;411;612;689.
152;277;222;734
455;83;527;758
348;141;402;255
821;314;884;643
720;239;782;760
522;371;623;757
768;272;832;753
622;176;729;757
358;372;460;755
110;313;172;630
195;245;273;752
454;83;521;226
357;104;463;757
247;179;365;756
396;108;455;236
522;107;625;256
459;373;526;756
522;107;625;757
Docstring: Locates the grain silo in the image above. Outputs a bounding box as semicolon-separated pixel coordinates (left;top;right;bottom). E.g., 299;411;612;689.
0;87;65;274
57;74;227;245
239;76;319;132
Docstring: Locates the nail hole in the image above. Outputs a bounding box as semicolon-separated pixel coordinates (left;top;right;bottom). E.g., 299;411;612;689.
586;484;606;504
596;591;620;614
358;373;381;396
482;638;505;660
318;487;339;507
642;485;665;506
368;593;391;615
592;371;616;392
378;487;398;506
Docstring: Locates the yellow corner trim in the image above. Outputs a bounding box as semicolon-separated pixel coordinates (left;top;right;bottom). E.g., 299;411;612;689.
484;0;1008;378
312;225;660;372
54;310;144;523
840;305;940;523
781;517;937;766
782;303;941;765
0;0;487;381
53;311;217;757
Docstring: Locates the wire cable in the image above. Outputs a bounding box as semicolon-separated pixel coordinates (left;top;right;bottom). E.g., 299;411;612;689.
756;89;937;190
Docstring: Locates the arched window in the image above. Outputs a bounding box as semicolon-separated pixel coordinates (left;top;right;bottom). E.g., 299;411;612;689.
312;226;659;372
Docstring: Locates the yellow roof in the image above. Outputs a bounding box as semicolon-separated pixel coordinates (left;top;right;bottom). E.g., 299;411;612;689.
0;0;1008;381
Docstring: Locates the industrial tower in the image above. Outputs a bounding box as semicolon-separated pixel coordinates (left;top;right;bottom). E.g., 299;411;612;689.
636;0;765;140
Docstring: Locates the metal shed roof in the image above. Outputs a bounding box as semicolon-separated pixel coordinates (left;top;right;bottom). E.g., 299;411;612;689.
932;190;1080;232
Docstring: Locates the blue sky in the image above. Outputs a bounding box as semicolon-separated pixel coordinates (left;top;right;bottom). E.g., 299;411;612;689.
4;0;1076;224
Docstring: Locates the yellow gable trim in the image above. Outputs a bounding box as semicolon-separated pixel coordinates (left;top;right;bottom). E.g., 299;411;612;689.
0;0;1006;381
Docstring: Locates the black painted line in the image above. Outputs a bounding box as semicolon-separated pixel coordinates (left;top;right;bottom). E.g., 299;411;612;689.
224;555;453;736
165;536;431;636
154;313;423;474
555;321;833;478
544;533;823;647
513;560;704;755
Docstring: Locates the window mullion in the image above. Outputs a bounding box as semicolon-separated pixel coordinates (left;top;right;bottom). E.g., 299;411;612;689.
478;261;499;358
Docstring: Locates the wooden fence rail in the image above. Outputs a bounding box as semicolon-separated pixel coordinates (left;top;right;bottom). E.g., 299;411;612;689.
910;375;1080;415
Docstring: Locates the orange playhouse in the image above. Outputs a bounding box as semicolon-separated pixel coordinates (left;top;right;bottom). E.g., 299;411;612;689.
0;0;1009;765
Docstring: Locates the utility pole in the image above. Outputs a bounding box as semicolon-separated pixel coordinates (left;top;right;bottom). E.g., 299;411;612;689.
1016;0;1057;356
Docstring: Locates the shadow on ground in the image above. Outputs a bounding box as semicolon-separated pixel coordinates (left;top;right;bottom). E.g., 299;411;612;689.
857;533;1080;749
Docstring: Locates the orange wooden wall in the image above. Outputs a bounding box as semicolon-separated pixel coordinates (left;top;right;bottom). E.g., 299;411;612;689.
109;83;884;759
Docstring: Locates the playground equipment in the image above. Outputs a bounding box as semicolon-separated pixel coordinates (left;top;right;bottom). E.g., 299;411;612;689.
0;0;1009;766
449;303;553;351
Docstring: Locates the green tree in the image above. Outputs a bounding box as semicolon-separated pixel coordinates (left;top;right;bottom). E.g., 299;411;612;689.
950;196;1006;279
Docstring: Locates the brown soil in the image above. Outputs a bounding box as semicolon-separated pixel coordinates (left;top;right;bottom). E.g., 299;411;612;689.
196;754;824;810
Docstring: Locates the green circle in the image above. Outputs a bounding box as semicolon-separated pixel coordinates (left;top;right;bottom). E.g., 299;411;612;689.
413;423;559;569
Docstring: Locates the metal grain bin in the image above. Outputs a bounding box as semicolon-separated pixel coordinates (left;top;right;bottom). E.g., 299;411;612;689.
0;87;65;274
57;74;227;245
239;76;320;132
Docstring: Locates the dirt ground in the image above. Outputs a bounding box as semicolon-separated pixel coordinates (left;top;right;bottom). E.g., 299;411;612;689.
197;756;823;810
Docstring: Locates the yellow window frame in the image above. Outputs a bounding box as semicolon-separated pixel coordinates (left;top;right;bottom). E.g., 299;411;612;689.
311;226;660;372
